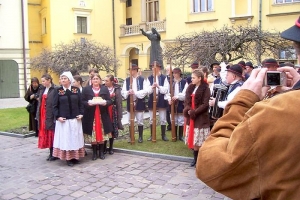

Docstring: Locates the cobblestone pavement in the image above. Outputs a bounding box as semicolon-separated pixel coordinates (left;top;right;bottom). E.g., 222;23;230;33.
0;135;229;200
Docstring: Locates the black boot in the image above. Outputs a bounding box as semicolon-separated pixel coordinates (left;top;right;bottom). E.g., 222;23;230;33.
178;126;184;142
103;140;107;154
99;144;105;160
47;147;58;161
161;125;169;141
138;126;143;143
92;145;97;160
147;125;152;141
190;150;199;167
109;138;114;155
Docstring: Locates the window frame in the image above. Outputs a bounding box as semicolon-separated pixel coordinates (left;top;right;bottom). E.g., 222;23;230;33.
73;10;91;34
191;0;214;13
77;16;87;34
146;0;159;22
42;17;47;35
274;0;300;4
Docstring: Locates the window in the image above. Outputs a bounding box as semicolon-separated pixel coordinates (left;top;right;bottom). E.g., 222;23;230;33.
146;0;159;22
73;8;91;34
192;0;213;13
126;18;132;25
275;0;300;3
77;16;87;34
126;0;132;7
42;18;47;34
279;48;297;60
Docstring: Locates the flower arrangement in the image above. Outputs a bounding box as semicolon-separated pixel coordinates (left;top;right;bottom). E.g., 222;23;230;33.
71;88;78;94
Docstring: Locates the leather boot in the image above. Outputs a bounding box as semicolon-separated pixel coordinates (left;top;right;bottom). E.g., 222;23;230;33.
190;150;199;167
92;145;97;160
99;144;105;160
109;138;114;155
161;125;169;141
147;125;152;141
179;126;184;142
103;140;107;154
138;126;143;143
47;147;58;161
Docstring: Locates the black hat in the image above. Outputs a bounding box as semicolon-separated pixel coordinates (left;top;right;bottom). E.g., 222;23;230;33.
190;62;199;69
209;62;220;69
281;16;300;42
245;61;254;68
226;64;243;77
150;61;162;67
238;61;246;68
128;64;140;70
172;67;182;74
262;58;279;68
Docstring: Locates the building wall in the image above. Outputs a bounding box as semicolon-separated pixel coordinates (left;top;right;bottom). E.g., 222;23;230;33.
28;0;300;81
0;0;30;97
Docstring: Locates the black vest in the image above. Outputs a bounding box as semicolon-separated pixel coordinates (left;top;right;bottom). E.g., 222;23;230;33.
125;76;146;111
168;78;186;113
148;74;168;109
225;80;244;100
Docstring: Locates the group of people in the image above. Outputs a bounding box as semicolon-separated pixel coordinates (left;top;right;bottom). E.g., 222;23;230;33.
25;69;123;166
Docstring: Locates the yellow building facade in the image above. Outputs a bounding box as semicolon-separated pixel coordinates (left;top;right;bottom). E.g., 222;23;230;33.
28;0;300;80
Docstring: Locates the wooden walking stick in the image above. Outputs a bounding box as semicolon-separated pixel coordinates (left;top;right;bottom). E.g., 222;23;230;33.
152;61;157;143
129;63;135;144
169;60;176;142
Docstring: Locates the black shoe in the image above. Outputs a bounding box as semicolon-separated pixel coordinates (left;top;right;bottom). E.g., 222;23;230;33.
66;160;74;167
99;144;105;160
109;150;114;155
48;156;58;161
85;150;88;156
190;160;196;167
71;159;80;164
147;136;152;141
92;145;97;161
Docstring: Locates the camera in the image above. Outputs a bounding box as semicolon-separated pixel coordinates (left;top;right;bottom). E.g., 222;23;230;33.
264;71;287;86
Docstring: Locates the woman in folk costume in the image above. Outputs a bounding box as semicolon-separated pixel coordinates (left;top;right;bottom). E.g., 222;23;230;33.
183;69;211;167
82;73;113;160
36;74;57;161
53;71;85;167
103;75;124;155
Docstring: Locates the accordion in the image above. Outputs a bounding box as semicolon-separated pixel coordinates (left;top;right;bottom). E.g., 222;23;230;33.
209;84;228;119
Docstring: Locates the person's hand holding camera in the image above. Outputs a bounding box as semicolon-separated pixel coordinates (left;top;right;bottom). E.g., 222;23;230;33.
241;68;269;100
277;67;300;89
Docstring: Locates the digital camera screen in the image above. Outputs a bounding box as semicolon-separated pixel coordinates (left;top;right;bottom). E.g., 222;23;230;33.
266;73;281;86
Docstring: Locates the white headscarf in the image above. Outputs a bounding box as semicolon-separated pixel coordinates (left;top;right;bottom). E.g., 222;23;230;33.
60;71;74;86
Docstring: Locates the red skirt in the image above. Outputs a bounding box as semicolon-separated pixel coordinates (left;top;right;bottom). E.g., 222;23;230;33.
38;94;54;149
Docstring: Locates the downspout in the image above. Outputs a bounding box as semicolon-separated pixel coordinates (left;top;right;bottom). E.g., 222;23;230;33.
258;0;262;65
21;0;27;90
112;0;117;76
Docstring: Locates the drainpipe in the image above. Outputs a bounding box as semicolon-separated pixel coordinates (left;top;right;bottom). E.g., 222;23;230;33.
112;0;117;76
21;0;27;90
257;0;262;65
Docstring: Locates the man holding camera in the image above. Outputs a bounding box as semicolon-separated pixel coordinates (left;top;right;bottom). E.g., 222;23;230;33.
196;16;300;199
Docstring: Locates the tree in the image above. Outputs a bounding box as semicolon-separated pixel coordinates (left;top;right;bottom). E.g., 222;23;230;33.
30;39;119;75
163;25;294;67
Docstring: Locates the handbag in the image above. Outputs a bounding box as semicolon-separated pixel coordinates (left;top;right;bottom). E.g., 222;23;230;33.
26;103;35;113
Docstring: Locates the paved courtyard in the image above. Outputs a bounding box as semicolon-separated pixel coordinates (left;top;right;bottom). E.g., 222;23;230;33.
0;135;229;200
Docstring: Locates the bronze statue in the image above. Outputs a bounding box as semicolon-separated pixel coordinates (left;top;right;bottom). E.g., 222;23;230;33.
140;28;163;69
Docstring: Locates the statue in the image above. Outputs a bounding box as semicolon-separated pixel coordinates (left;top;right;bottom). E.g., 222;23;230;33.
140;28;164;69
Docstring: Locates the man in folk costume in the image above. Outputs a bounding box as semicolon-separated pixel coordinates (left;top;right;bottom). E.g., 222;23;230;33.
186;62;199;84
166;68;188;141
121;64;148;143
146;61;170;141
209;64;244;110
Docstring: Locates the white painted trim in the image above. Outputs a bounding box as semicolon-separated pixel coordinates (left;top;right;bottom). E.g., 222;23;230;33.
248;0;252;16
231;0;235;17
